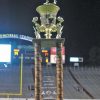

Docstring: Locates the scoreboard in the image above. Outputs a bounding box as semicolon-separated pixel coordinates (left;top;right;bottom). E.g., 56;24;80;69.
0;44;11;63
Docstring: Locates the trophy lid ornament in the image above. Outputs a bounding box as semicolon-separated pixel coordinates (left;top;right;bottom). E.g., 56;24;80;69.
44;0;57;4
32;0;64;39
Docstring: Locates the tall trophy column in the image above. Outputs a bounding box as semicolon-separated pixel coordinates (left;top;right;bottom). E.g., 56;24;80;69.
56;42;64;100
32;0;65;99
34;41;42;100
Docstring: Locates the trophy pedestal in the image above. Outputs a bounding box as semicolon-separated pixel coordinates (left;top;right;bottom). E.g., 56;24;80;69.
33;38;65;100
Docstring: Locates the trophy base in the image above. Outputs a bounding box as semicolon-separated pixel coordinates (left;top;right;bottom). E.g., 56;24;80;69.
33;38;65;48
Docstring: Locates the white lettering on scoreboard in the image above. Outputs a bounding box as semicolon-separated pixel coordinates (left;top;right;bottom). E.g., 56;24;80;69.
0;34;33;42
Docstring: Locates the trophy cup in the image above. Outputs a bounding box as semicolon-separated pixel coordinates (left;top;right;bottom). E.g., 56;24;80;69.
32;0;65;100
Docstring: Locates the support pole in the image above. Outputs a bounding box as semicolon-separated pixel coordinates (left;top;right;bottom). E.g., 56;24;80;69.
34;42;42;100
56;42;64;100
20;54;23;95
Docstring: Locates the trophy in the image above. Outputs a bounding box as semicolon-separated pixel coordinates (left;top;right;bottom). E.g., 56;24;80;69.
32;0;64;39
32;0;65;100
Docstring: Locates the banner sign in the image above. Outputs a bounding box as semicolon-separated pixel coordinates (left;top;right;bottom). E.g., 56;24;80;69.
0;34;33;42
50;47;65;64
